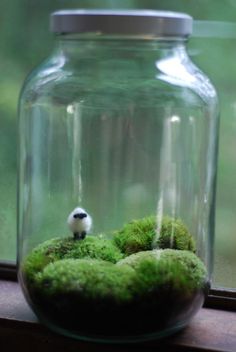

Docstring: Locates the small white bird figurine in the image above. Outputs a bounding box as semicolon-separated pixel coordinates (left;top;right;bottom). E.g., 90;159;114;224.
67;207;92;240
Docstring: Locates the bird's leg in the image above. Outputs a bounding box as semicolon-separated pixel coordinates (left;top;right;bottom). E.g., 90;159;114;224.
73;232;80;240
73;232;86;240
81;231;86;239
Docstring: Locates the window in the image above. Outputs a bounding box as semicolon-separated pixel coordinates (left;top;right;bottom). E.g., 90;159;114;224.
0;2;236;350
190;20;236;289
1;0;236;291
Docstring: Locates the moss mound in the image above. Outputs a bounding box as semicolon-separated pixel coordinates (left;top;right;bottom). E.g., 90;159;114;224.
113;216;156;255
36;258;138;303
117;249;207;293
22;236;123;285
156;217;196;252
113;216;195;255
21;237;74;284
64;236;123;263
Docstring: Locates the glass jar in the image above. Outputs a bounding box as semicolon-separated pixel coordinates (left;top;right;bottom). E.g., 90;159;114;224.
17;10;219;343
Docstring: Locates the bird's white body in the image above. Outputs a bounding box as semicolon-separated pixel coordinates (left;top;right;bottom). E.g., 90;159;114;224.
67;207;92;239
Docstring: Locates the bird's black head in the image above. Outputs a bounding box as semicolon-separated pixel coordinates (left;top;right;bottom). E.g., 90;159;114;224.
73;213;87;219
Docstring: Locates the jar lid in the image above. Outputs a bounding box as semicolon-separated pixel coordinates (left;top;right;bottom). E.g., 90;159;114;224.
50;9;192;37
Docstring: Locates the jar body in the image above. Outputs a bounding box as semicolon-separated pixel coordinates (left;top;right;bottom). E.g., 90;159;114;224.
18;36;218;342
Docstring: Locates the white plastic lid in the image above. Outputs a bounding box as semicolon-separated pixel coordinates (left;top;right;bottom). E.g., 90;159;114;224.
51;9;192;37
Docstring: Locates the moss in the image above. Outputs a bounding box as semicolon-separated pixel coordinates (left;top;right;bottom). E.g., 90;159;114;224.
113;216;156;255
160;249;206;289
113;215;195;256
117;249;207;293
156;217;196;252
64;236;123;263
36;258;137;303
22;236;123;286
21;237;74;285
29;253;206;337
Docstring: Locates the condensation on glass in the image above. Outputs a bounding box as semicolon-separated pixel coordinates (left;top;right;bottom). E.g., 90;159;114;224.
17;10;219;343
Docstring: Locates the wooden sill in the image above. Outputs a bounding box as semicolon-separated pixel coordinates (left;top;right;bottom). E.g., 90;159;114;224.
0;280;236;352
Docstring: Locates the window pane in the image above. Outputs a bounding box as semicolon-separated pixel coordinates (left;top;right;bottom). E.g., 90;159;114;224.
189;21;236;288
1;0;236;290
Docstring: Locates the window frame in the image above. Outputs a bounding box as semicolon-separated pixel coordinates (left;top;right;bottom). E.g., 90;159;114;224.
0;261;17;281
205;287;236;311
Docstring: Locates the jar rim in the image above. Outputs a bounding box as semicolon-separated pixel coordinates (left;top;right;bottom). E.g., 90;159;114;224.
50;9;192;37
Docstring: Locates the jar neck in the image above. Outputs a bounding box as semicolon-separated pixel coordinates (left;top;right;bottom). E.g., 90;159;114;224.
53;34;189;62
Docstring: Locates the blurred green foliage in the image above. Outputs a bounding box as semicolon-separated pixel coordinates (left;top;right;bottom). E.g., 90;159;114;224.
0;0;236;288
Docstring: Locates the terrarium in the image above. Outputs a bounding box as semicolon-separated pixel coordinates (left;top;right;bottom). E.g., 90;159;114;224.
17;10;219;343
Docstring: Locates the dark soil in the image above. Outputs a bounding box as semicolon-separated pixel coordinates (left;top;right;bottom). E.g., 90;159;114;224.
23;282;208;339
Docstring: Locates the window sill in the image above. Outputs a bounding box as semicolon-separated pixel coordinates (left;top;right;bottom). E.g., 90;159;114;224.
0;279;236;352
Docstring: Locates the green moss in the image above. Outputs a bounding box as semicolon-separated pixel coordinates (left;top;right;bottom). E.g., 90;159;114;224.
113;215;196;256
64;236;123;263
160;249;207;289
21;237;74;285
113;216;156;255
117;249;207;293
156;217;196;252
22;235;123;285
36;258;137;303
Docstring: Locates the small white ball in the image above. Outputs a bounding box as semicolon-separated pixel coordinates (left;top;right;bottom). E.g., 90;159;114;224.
67;207;92;239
